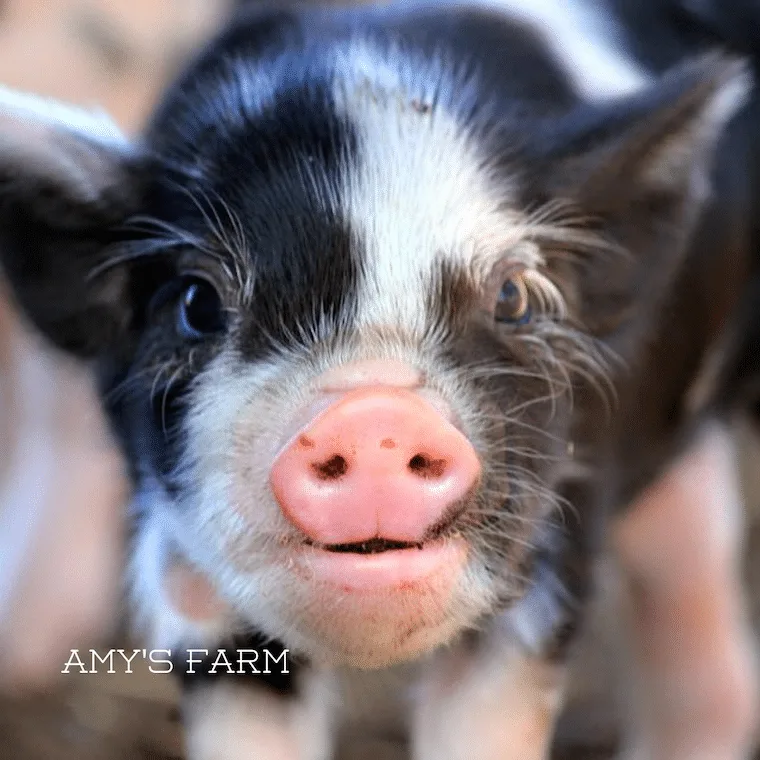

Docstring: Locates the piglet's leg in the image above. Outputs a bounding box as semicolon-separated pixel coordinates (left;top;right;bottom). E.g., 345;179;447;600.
184;683;302;760
183;668;336;760
412;633;566;760
613;422;759;760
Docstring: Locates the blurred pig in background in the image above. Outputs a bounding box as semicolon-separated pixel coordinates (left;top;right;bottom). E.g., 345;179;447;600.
0;0;231;693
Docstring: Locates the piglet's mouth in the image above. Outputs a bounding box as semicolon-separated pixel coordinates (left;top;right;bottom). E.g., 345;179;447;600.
298;496;470;556
304;537;424;554
292;537;468;593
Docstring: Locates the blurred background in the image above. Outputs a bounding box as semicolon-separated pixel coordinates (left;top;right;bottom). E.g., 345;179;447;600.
0;1;757;759
0;3;232;758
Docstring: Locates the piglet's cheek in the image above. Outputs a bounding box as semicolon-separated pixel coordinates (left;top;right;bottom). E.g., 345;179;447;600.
165;561;229;622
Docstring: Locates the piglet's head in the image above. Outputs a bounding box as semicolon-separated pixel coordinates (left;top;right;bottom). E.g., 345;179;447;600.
0;39;749;668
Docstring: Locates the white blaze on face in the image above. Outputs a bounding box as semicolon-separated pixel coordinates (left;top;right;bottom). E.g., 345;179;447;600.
332;44;533;337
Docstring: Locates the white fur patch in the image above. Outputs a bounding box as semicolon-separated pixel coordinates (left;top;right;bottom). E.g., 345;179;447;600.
184;683;302;760
332;43;534;337
0;85;126;145
436;0;652;101
128;482;232;652
0;85;130;204
184;670;339;760
503;562;569;655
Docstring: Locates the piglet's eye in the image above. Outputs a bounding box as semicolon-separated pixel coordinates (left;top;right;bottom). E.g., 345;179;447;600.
495;277;531;325
178;278;226;339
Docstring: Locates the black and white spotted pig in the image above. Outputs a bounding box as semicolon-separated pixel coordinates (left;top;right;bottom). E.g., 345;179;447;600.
0;0;758;758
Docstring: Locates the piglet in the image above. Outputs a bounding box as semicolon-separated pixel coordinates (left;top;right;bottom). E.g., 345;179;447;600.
0;2;757;757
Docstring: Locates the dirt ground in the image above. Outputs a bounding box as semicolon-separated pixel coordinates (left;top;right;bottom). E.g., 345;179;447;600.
0;1;758;758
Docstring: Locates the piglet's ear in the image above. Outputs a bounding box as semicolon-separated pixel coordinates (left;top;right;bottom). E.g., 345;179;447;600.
530;54;751;346
0;86;145;358
547;54;751;212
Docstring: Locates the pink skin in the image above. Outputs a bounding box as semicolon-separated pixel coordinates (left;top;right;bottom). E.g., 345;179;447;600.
268;360;481;593
294;539;469;592
270;387;481;545
165;560;230;621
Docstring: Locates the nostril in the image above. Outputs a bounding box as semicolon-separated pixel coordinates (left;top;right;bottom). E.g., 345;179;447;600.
408;453;447;479
312;454;349;480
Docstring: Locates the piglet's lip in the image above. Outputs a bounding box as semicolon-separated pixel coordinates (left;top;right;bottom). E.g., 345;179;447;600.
290;538;467;592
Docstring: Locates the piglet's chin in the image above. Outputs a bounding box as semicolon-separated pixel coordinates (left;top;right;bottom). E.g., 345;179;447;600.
281;538;472;668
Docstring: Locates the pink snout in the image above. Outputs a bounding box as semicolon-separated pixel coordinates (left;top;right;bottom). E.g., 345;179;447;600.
269;387;481;545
